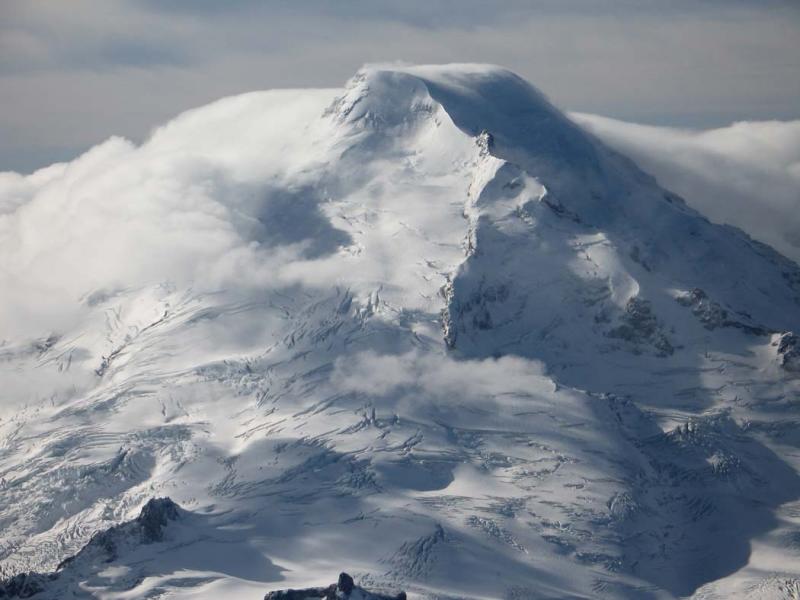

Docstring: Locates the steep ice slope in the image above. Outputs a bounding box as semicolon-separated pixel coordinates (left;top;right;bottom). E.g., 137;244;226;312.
1;64;799;600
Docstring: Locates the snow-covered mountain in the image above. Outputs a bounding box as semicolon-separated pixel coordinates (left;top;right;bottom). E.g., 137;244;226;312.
1;64;799;599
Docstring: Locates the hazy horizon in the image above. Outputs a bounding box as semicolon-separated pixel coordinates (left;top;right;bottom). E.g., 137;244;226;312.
2;0;799;173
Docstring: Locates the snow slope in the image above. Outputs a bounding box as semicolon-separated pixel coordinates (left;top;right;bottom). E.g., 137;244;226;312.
1;64;800;599
570;113;800;265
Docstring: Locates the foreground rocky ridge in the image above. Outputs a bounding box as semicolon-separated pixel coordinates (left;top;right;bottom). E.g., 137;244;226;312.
265;573;405;600
0;498;181;598
0;500;409;600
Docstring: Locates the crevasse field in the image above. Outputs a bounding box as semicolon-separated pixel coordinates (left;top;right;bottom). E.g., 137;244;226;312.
1;64;800;599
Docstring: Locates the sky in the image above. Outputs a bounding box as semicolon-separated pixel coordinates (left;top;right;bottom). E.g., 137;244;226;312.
1;0;800;173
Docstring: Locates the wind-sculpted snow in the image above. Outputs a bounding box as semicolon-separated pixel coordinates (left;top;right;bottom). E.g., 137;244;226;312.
1;64;800;599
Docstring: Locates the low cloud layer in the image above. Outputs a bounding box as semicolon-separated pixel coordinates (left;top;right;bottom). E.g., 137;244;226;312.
573;114;800;264
332;350;547;399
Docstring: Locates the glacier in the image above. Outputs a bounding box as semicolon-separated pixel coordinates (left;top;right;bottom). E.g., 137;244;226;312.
1;64;799;599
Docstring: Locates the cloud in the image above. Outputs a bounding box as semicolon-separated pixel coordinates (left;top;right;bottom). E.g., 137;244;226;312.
330;350;551;414
572;113;800;264
0;88;344;339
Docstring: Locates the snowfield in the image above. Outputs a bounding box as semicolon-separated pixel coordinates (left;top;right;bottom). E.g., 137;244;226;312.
1;64;800;599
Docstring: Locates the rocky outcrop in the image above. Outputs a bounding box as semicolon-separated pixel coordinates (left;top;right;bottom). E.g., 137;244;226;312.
264;573;406;600
0;498;181;598
442;278;511;349
608;297;673;356
676;288;768;335
676;288;728;330
776;332;800;372
137;497;181;543
57;497;180;571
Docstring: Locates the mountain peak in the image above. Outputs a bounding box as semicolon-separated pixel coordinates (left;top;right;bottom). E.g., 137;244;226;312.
1;64;799;599
331;63;601;178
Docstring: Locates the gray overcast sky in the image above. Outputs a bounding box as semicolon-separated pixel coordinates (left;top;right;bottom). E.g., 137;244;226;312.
1;0;799;173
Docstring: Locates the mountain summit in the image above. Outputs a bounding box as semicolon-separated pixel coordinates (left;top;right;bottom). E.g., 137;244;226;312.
1;64;799;599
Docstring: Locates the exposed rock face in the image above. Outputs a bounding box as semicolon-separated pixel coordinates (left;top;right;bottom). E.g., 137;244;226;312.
676;288;729;330
776;332;800;372
138;497;181;543
57;497;181;571
337;572;355;595
0;498;181;598
676;288;768;335
442;277;511;350
608;297;673;356
264;573;405;600
476;129;494;155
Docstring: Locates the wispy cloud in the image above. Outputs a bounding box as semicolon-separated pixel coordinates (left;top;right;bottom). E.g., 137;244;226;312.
573;113;800;264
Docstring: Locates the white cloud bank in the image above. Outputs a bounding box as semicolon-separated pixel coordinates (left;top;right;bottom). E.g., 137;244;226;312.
572;113;800;264
0;89;341;339
332;350;547;399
